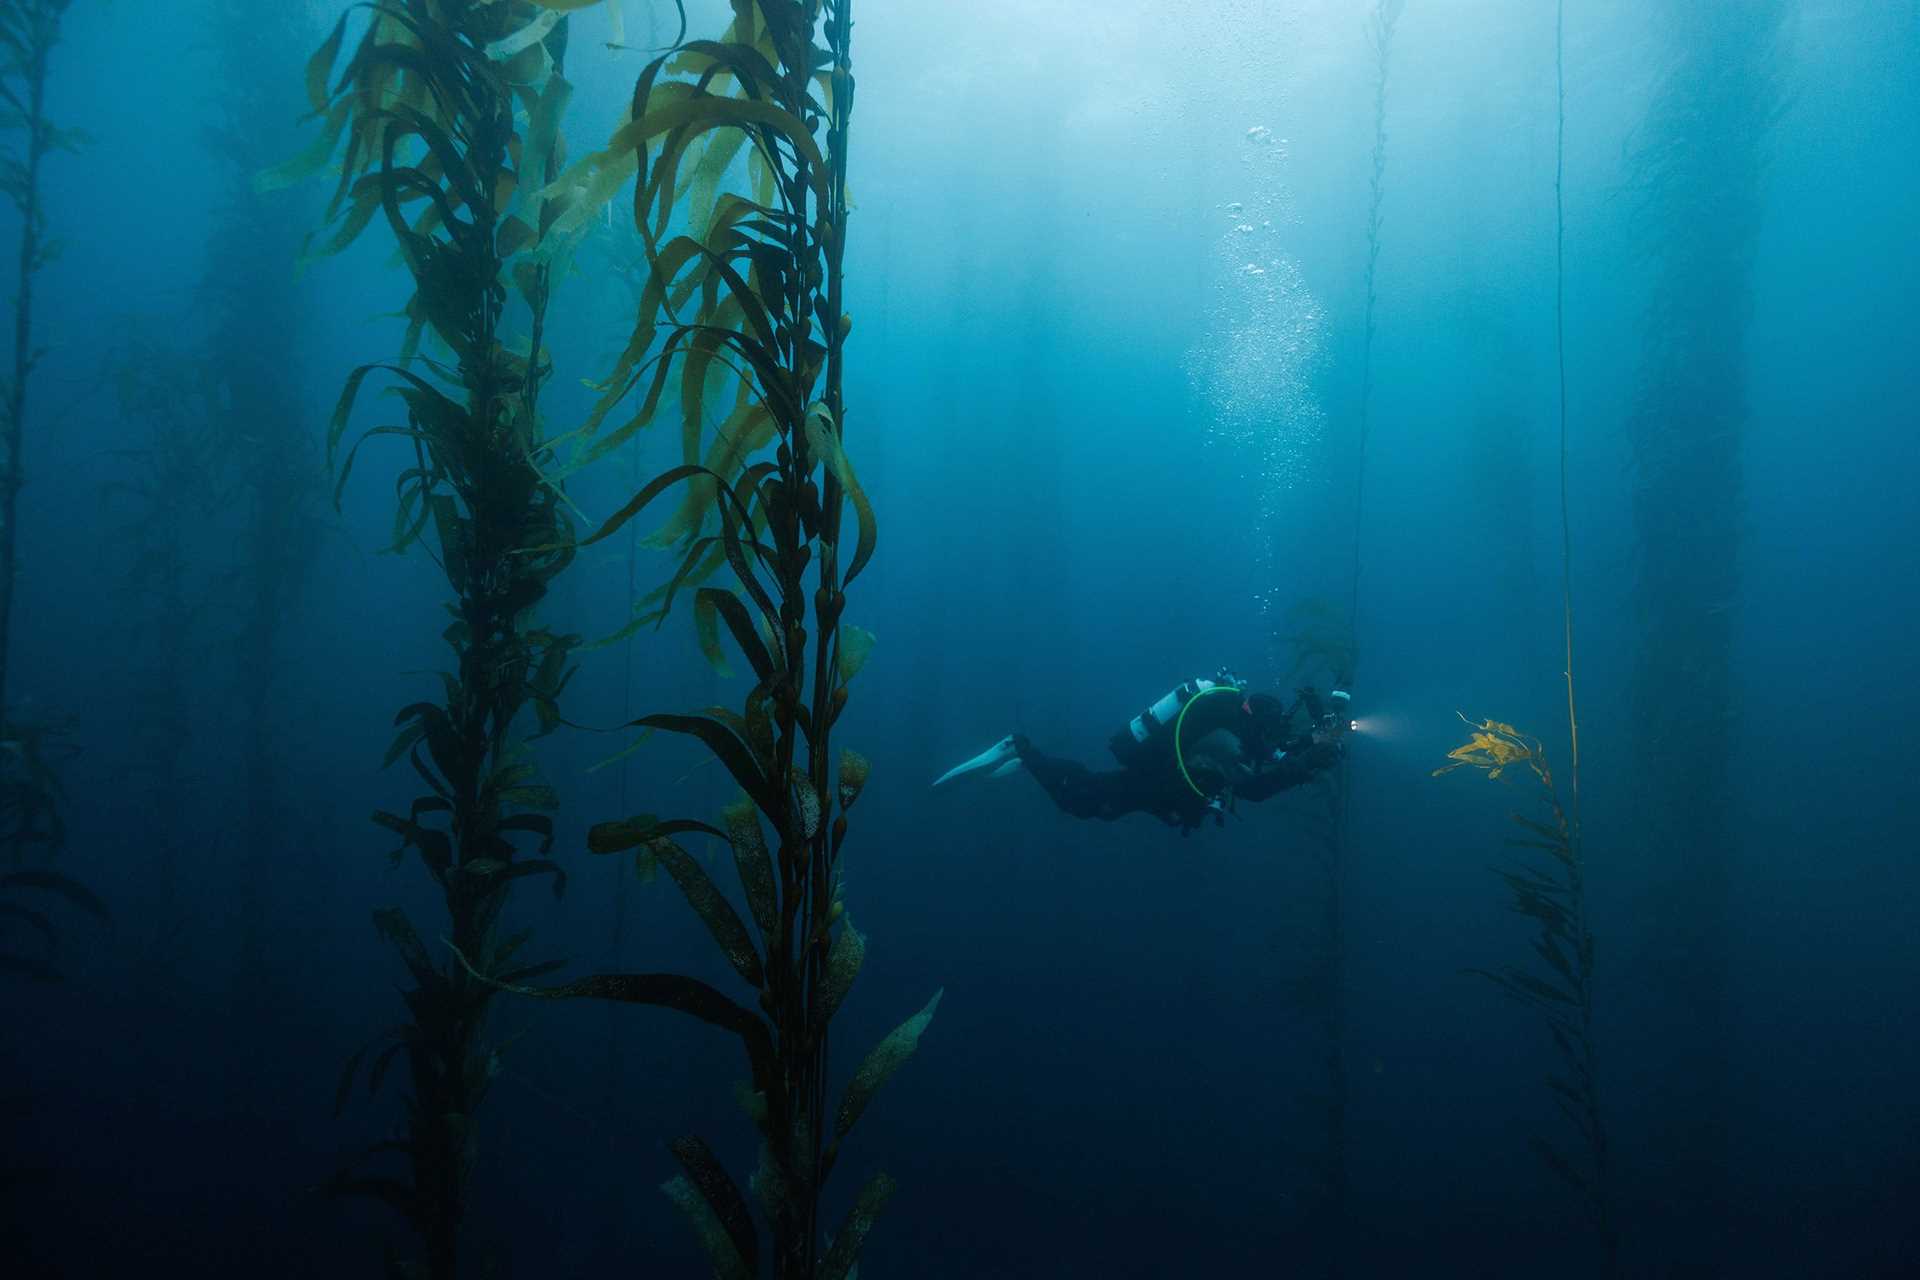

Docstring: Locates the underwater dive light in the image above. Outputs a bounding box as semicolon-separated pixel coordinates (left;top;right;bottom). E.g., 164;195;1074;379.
1329;687;1353;734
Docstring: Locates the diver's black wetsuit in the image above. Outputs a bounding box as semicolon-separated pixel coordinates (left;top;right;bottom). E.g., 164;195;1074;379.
1014;689;1338;833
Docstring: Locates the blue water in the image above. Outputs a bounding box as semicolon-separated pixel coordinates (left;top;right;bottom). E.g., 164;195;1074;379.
4;1;1916;1276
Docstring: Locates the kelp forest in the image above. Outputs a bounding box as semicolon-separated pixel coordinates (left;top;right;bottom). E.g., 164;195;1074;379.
2;2;1915;1277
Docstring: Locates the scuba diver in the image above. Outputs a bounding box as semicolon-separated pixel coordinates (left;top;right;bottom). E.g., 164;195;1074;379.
932;668;1353;835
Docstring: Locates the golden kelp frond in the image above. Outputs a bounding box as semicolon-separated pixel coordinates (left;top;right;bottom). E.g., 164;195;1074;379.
1433;714;1545;782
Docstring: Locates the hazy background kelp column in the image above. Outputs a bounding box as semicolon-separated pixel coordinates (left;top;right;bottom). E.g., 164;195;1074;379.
1619;2;1788;1266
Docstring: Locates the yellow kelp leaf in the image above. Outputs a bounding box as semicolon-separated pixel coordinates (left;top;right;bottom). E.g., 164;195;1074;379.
802;403;877;586
1436;715;1538;779
486;8;564;60
305;10;351;112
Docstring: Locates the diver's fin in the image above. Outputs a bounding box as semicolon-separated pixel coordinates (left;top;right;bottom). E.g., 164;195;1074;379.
932;735;1020;788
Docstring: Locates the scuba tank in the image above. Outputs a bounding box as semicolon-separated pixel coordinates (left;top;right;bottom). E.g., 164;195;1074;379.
1108;668;1248;769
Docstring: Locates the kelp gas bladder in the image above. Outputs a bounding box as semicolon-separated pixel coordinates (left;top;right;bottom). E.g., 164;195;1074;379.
477;2;939;1276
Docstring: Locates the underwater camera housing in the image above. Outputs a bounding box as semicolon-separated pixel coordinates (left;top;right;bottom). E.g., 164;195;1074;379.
1330;687;1355;735
1298;684;1355;743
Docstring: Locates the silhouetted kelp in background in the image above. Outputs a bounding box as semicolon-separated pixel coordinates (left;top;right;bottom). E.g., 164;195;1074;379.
204;0;329;1030
469;2;939;1275
286;3;583;1274
1304;3;1403;1269
103;328;230;982
1624;3;1788;1260
1;0;106;983
1277;596;1356;1271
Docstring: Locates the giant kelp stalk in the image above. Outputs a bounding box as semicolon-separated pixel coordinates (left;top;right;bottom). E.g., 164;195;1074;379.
1308;4;1405;1267
1278;597;1354;1272
206;0;325;1022
1623;4;1785;1255
0;712;100;980
289;5;581;1275
0;0;76;716
1345;0;1402;640
1437;4;1617;1269
104;333;228;981
0;0;104;980
1434;719;1614;1262
484;3;938;1275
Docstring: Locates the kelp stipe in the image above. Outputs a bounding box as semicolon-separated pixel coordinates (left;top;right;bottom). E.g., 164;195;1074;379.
1435;719;1615;1263
0;1;104;980
1623;5;1786;1252
0;0;80;715
489;3;938;1274
0;717;103;981
1344;0;1403;640
1437;6;1618;1271
102;332;229;981
1275;598;1356;1259
288;5;582;1275
205;0;328;1023
1297;5;1401;1269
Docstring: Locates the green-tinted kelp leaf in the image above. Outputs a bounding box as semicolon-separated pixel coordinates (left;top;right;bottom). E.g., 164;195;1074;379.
662;1171;753;1280
636;711;780;821
693;587;734;677
501;784;561;812
382;720;428;768
814;918;863;1032
372;809;452;875
485;7;563;59
575;462;708;549
700;587;775;681
589;815;725;853
835;988;943;1139
373;907;437;989
491;927;534;972
721;796;777;936
496;958;568;985
652;838;762;987
667;1135;760;1275
448;956;776;1093
817;1171;896;1280
837;624;874;684
304;10;352;112
802;403;876;586
466;858;568;900
333;1025;407;1117
837;748;870;810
